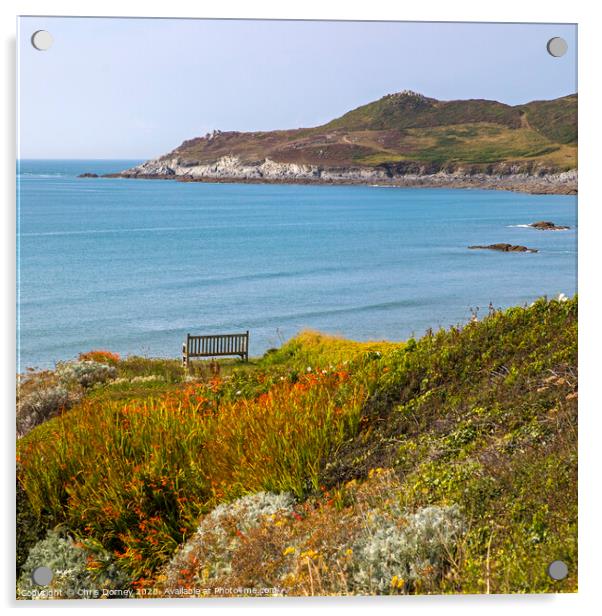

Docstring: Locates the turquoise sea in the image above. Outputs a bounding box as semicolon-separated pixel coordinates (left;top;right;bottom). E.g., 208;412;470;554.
17;160;577;370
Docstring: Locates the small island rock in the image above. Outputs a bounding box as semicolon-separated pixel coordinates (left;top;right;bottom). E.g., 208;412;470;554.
529;221;570;231
78;172;99;178
468;243;538;253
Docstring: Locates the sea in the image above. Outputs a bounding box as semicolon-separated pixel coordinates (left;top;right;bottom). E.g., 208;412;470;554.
17;160;577;370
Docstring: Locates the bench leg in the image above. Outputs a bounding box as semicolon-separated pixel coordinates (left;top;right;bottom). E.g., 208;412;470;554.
182;343;188;370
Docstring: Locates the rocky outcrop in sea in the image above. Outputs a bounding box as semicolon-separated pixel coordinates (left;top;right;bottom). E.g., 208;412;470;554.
468;244;539;253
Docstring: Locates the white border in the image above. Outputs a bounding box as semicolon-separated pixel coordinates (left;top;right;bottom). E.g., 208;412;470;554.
3;1;601;614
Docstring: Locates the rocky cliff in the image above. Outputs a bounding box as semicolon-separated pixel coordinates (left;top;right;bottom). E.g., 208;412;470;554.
116;155;577;195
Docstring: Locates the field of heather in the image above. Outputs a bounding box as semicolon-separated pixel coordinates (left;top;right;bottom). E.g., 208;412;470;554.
16;297;577;598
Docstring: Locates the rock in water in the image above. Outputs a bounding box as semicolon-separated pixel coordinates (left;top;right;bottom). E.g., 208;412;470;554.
78;172;99;178
468;243;538;253
529;221;570;230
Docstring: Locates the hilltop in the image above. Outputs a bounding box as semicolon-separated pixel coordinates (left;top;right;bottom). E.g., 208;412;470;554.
113;91;577;194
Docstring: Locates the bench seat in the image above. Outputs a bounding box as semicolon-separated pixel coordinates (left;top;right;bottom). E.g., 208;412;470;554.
182;331;249;367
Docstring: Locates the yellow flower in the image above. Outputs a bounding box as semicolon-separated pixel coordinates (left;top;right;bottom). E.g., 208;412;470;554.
390;575;405;589
345;548;353;557
283;546;296;556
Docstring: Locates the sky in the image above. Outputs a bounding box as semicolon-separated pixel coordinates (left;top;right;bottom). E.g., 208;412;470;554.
17;17;577;159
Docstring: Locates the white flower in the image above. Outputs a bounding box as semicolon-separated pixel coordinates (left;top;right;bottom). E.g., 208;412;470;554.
557;292;568;302
306;367;312;372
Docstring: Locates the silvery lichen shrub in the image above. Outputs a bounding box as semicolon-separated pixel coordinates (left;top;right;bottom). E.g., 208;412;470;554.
163;492;295;589
130;374;165;384
255;470;466;596
56;360;117;388
348;503;464;594
17;530;130;600
16;386;71;438
109;375;165;386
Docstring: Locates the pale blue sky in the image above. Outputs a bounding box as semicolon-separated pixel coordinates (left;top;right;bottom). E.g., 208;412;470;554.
17;17;577;159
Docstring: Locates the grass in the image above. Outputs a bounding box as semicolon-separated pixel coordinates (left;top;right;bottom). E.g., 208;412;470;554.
16;296;577;596
17;357;372;580
354;123;576;168
517;94;577;144
260;330;400;369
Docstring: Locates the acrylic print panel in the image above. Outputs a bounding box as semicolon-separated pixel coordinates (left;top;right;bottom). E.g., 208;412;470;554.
16;16;577;599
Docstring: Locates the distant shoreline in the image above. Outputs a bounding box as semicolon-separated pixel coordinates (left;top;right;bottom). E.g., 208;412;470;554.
101;170;577;196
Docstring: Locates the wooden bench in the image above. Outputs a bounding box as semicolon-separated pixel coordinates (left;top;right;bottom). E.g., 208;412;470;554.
182;331;249;367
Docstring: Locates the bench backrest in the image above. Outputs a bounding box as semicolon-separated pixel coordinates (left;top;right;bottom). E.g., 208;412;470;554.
186;331;249;358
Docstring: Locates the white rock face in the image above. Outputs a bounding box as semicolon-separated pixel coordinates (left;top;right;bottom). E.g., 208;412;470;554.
122;156;390;182
120;156;577;193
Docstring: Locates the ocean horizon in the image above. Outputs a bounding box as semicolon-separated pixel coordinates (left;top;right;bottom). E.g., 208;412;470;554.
17;159;577;371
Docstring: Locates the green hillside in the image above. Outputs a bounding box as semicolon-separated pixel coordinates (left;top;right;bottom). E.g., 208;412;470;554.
165;91;577;172
17;297;577;596
517;94;578;144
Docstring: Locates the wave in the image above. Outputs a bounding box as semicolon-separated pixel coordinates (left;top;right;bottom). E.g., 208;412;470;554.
19;221;322;238
18;173;67;178
130;298;434;334
506;224;574;231
245;298;430;328
18;264;371;308
21;298;429;340
20;227;188;237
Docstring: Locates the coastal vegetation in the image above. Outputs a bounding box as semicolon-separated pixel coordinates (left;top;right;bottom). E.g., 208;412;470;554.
142;91;577;173
16;296;577;597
